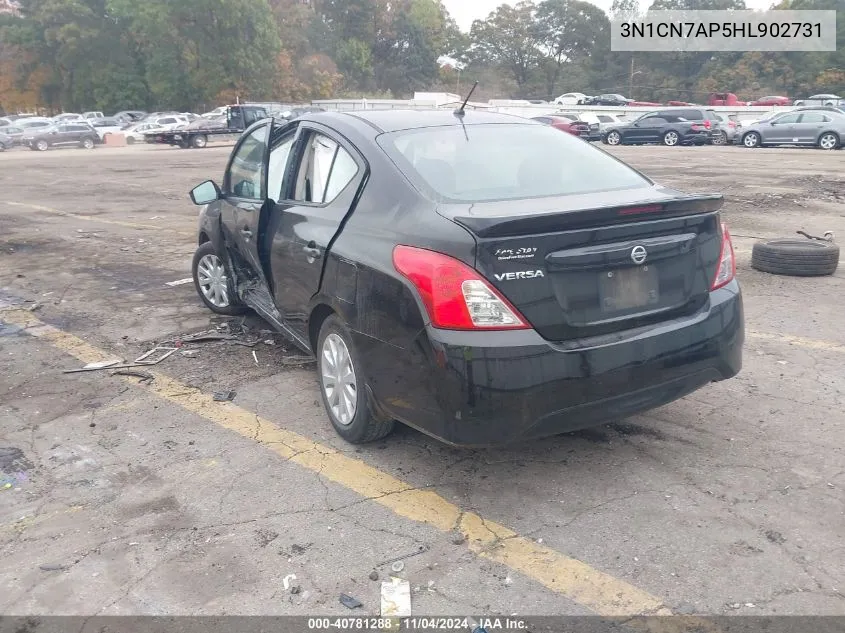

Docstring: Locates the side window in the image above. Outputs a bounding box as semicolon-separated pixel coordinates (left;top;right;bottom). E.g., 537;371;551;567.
323;147;359;202
225;125;268;199
292;132;360;204
160;117;176;125
597;115;612;123
532;117;551;124
267;132;296;203
799;113;828;123
774;113;800;124
642;117;667;125
294;133;338;203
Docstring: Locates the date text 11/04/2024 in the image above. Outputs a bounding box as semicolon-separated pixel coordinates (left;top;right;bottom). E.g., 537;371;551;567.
306;617;528;630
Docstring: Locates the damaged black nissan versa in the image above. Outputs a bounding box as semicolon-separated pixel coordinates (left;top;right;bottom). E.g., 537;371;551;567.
188;109;744;446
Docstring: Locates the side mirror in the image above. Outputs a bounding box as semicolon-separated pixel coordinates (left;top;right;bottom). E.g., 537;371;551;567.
189;180;221;205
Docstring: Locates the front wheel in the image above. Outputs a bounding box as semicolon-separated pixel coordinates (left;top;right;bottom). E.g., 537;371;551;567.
191;242;247;315
35;140;49;152
742;132;761;148
605;130;621;145
317;315;394;444
818;132;839;150
663;130;680;146
711;131;728;146
81;137;95;149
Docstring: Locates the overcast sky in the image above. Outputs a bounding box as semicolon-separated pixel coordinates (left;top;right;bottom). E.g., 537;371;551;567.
442;0;775;31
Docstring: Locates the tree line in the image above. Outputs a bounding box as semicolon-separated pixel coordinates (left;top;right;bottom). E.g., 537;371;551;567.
0;0;842;114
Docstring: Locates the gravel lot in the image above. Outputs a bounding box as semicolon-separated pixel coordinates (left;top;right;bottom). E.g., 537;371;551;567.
0;142;843;617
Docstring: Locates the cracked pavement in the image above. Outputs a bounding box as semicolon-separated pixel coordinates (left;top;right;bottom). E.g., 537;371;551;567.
0;143;843;616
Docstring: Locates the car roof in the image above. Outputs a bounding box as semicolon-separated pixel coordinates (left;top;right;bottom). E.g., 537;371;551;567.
330;108;526;133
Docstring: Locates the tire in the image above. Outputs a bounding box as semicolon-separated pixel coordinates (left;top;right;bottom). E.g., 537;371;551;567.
711;130;728;146
81;137;95;149
605;130;621;146
663;130;680;146
794;101;804;106
125;136;135;145
751;239;839;277
818;132;839;150
824;101;834;107
35;140;49;152
191;134;208;149
317;314;394;444
742;132;761;148
191;242;247;315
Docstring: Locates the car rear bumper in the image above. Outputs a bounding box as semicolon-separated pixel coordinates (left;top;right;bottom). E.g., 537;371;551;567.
358;281;743;446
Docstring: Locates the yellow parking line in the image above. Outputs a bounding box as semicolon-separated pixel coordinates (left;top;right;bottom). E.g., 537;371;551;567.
0;307;671;616
747;330;845;353
3;201;192;235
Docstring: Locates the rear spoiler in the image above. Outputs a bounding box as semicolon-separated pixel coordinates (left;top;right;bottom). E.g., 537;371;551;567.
453;195;724;238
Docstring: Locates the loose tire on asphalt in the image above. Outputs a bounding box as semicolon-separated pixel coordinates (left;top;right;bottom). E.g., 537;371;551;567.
317;314;395;444
751;239;839;277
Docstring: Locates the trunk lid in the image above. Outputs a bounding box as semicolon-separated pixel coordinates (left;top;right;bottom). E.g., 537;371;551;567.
438;186;724;342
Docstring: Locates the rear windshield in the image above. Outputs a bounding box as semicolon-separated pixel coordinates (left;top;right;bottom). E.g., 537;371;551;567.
377;123;650;203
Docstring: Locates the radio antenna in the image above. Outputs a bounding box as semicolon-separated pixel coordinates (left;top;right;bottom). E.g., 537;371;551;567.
454;81;479;117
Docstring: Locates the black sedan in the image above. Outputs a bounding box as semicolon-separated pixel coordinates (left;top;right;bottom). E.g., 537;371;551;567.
187;109;744;446
602;113;717;147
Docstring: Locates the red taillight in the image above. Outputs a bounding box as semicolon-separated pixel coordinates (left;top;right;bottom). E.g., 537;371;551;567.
704;120;712;129
711;223;736;290
690;123;701;131
392;245;529;330
729;121;737;128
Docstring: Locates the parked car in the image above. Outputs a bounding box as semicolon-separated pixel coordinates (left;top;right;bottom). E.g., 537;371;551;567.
0;125;25;145
0;117;10;127
795;105;845;115
738;109;844;149
113;110;147;125
603;107;722;146
551;112;602;139
628;100;663;107
586;94;630;106
530;115;591;139
17;118;53;131
666;101;697;106
0;132;13;150
710;114;741;145
750;96;790;106
201;107;227;119
186;109;743;446
53;113;86;123
553;92;589;105
22;123;99;151
593;113;629;135
122;122;161;144
83;111;105;120
90;117;124;140
793;94;843;107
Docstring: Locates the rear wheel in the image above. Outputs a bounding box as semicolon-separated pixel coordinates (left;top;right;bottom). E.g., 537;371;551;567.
662;130;679;146
605;130;621;146
317;315;394;444
711;130;728;146
818;132;839;150
81;137;95;149
191;134;208;149
742;132;761;148
191;242;247;315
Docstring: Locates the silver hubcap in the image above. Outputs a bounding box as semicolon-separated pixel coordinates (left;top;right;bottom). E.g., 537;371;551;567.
820;135;836;149
37;141;47;150
713;132;726;145
665;132;678;145
321;333;357;425
84;140;93;148
744;134;758;147
607;132;620;145
196;253;230;307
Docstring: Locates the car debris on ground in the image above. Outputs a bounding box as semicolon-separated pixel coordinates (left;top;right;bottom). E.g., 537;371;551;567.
380;577;412;617
339;594;363;609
